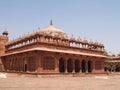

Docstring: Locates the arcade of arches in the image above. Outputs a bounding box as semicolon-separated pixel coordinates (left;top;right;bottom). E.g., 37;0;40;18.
59;58;93;73
1;51;104;74
104;62;120;72
104;57;120;72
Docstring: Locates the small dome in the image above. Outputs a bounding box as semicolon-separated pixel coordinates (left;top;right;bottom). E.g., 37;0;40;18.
2;29;8;36
94;41;99;46
77;37;82;43
89;40;94;45
42;20;68;39
61;36;68;41
70;35;76;42
36;27;43;35
99;43;104;47
83;38;88;44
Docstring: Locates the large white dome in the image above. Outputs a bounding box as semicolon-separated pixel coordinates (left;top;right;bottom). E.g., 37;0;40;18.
42;21;68;38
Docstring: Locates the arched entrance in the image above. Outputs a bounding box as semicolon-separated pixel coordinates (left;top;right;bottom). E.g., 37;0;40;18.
82;60;86;73
24;64;27;72
67;59;73;73
75;60;80;73
59;58;65;73
88;60;92;73
24;60;27;72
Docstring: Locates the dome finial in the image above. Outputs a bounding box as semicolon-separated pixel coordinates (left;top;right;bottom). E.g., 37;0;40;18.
50;19;53;25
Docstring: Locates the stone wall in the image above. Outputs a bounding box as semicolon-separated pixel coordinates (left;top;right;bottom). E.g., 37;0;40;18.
1;50;104;74
0;35;8;71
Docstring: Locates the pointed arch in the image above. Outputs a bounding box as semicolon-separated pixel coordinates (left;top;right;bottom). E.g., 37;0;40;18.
67;59;73;73
59;58;65;73
75;59;80;73
82;60;86;73
88;60;92;73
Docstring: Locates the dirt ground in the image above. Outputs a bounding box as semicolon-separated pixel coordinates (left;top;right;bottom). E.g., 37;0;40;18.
0;73;120;90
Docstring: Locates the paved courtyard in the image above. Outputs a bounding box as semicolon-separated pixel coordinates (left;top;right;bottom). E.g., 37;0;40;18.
0;73;120;90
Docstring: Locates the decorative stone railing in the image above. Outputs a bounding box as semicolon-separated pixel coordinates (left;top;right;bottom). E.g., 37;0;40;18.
5;31;105;55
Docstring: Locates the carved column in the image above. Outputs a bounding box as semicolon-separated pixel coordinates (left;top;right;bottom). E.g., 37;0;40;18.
92;60;95;73
35;54;39;72
85;60;88;73
79;60;82;73
101;58;105;72
55;56;59;73
72;60;75;73
65;59;68;73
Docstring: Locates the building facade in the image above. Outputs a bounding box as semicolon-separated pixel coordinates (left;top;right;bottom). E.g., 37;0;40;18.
0;21;105;74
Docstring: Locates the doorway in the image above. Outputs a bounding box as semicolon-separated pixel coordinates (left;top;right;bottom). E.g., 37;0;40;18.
59;58;65;73
67;59;73;73
88;60;92;73
82;60;86;73
75;60;80;73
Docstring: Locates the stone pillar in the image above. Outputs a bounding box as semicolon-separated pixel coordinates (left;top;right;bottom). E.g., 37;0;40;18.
14;59;16;71
65;60;68;73
102;59;105;72
92;60;96;73
18;58;20;72
7;59;10;71
113;63;115;72
55;57;59;73
24;58;27;72
85;60;88;73
79;60;82;73
33;54;39;73
18;57;22;72
37;52;43;73
21;59;23;72
72;60;75;73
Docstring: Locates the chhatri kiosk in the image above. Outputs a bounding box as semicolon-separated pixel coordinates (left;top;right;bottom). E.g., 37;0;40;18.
0;21;105;74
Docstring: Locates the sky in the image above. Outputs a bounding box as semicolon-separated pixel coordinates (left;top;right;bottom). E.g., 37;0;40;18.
0;0;120;55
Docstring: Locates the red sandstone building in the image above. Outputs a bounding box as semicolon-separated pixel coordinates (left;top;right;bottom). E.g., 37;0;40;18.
0;21;105;74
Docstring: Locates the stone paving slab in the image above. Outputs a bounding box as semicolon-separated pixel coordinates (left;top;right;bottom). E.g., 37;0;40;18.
0;73;120;90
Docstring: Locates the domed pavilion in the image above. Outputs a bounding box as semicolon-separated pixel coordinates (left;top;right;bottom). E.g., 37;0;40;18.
0;21;105;74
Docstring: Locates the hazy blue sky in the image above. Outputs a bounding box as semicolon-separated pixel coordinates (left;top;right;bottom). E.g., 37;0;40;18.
0;0;120;54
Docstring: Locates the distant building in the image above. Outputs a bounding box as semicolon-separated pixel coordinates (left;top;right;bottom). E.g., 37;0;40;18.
0;21;105;74
104;56;120;72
